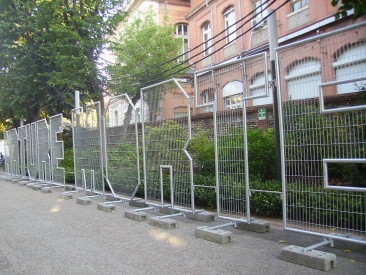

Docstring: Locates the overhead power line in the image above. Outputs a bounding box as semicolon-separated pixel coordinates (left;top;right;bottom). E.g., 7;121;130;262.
109;0;290;88
108;0;277;83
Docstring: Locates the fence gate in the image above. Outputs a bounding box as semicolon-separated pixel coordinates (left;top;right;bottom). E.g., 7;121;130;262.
194;53;270;222
72;102;104;193
141;79;194;211
276;22;366;244
49;114;65;185
103;94;140;198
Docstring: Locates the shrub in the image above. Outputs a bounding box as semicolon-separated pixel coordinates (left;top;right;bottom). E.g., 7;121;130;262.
188;128;215;175
250;180;282;217
62;148;74;183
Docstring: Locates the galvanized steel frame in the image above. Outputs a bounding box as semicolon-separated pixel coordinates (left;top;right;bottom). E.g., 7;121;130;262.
102;93;141;199
49;114;65;185
72;102;104;193
275;21;366;244
140;78;195;212
36;119;50;183
194;52;269;223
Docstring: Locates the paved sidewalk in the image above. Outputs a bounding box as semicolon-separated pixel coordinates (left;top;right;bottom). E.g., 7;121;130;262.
0;176;365;275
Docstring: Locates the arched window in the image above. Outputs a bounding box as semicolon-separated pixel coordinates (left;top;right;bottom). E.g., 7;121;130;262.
224;7;236;44
223;81;242;109
285;59;321;100
175;24;189;62
333;44;366;94
202;23;211;56
250;72;273;106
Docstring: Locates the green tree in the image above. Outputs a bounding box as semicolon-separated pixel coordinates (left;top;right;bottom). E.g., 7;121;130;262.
332;0;366;20
106;8;187;107
0;0;125;127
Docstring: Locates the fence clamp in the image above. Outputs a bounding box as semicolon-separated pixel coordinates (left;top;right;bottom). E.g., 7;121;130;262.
268;79;277;88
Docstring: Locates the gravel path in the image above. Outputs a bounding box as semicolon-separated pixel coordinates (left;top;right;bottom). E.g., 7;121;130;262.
0;175;365;275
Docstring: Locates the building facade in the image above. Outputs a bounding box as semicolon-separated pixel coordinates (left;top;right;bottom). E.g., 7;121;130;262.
111;0;365;123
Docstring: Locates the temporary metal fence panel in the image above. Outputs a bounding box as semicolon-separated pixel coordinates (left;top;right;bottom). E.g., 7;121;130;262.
141;79;194;211
103;94;140;198
27;123;38;180
276;22;366;244
194;53;269;222
72;107;84;189
18;126;27;178
49;114;65;185
72;103;104;193
4;131;10;174
8;129;19;176
36;119;50;183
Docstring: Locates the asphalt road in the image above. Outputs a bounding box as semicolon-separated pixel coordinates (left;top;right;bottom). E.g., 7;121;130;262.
0;175;365;275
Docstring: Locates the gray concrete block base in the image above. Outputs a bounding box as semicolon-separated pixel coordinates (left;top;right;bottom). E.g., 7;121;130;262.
149;216;178;230
124;210;148;221
65;186;76;191
41;188;52;193
332;239;366;254
19;180;32;186
86;190;97;196
31;185;43;191
61;193;73;200
187;212;216;223
159;207;181;215
97;203;116;212
281;245;336;271
195;226;232;244
235;220;270;233
76;197;92;205
105;195;120;201
129;200;148;208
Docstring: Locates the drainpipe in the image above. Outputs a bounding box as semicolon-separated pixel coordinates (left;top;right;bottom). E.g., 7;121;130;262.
206;0;215;64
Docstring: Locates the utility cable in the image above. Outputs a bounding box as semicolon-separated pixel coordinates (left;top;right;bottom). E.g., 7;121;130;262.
107;0;277;82
110;0;289;87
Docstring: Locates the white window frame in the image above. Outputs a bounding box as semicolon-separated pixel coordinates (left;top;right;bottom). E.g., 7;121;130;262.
202;23;211;56
224;7;236;44
175;24;189;62
290;0;309;13
223;80;243;109
253;0;268;18
202;89;214;113
225;95;242;109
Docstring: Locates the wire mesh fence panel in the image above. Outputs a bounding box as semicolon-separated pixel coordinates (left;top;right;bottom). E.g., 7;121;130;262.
49;114;65;185
141;79;194;210
4;131;10;174
103;94;140;198
195;53;269;221
7;129;19;176
276;22;366;243
36;119;50;183
72;103;104;192
72;107;84;189
18;126;27;178
27;123;38;180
